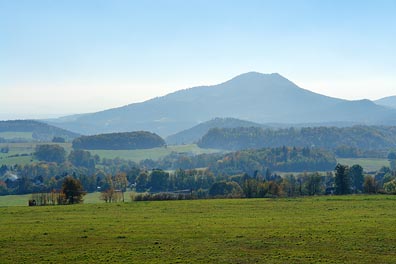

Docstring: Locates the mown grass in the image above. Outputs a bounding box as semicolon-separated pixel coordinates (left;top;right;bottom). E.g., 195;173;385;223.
337;158;390;172
0;195;396;263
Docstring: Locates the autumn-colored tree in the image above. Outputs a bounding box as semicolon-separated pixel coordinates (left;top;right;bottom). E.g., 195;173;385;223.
61;176;86;204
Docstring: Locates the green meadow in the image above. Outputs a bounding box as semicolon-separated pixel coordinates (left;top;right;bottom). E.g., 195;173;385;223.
0;132;33;140
0;143;220;166
337;158;390;172
1;195;396;263
87;144;221;162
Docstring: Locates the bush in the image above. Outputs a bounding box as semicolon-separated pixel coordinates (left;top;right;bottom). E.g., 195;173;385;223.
131;192;194;201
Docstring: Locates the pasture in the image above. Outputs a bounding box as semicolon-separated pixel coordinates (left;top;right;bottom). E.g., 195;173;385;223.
0;143;221;166
1;195;396;263
337;158;390;172
79;144;221;162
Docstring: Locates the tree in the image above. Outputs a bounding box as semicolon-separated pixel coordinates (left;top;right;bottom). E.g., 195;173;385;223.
349;164;364;193
114;172;128;202
149;169;169;193
68;150;96;174
383;179;396;194
35;144;66;163
52;137;66;143
363;176;376;194
61;176;86;204
136;171;149;192
391;160;396;171
209;181;243;198
334;164;350;195
304;173;323;196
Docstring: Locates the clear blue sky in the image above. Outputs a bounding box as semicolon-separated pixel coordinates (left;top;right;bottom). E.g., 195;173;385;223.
1;0;395;119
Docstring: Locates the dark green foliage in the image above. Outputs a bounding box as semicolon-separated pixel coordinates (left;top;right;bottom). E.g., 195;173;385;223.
135;171;149;192
68;150;96;173
304;172;324;195
132;192;193;201
349;164;364;193
149;147;335;174
364;176;377;193
335;164;350;195
209;147;336;175
52;136;65;143
72;131;165;150
208;181;243;197
0;146;9;153
391;160;396;171
166;117;263;145
149;170;169;193
388;152;396;170
34;144;66;163
198;126;396;152
61;176;85;204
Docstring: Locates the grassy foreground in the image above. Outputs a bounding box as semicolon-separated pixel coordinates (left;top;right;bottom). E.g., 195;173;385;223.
1;196;396;263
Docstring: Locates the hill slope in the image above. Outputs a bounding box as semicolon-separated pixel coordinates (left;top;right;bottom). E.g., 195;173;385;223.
166;117;264;145
375;96;396;109
47;72;396;136
197;126;396;151
0;120;80;142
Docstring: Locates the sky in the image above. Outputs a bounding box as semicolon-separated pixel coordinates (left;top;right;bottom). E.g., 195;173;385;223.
1;0;395;120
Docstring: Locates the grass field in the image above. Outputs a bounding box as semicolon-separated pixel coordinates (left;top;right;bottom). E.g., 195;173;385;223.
337;158;390;172
0;142;72;166
0;192;104;207
90;144;222;162
0;131;33;140
0;143;220;166
1;195;396;263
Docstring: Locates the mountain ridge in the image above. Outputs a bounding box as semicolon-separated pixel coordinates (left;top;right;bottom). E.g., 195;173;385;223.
45;72;396;137
375;96;396;109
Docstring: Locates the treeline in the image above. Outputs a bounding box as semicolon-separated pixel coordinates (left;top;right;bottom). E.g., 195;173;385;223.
72;131;165;150
1;143;395;202
144;147;336;174
131;165;396;200
198;126;396;153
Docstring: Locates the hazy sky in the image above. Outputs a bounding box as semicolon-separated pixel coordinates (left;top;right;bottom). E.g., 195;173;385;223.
1;0;395;119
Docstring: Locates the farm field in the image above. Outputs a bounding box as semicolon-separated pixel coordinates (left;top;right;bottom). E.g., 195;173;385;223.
89;144;222;162
0;142;72;166
1;195;396;263
0;143;221;165
0;131;33;140
337;158;390;172
0;192;104;207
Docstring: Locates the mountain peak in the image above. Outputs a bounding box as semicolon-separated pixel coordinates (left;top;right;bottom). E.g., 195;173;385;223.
232;71;284;80
47;73;396;136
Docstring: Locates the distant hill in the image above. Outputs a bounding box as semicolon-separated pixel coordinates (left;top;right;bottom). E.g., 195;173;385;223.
375;96;396;109
0;120;80;142
72;131;165;150
47;72;396;136
198;126;396;151
166;117;264;145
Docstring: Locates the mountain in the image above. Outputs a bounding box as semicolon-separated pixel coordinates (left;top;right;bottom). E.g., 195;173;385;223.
47;72;396;136
375;96;396;109
0;120;80;142
166;117;265;145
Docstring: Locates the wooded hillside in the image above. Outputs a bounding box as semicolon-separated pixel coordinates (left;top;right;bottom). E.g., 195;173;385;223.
72;131;165;150
198;126;396;151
